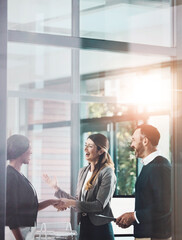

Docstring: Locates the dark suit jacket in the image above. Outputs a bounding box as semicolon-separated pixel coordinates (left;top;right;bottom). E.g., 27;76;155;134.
134;156;171;238
6;165;39;229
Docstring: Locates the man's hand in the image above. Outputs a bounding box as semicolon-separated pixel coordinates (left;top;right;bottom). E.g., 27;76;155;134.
116;212;135;228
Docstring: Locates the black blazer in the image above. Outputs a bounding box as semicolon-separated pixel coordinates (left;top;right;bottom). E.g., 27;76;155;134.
134;156;171;238
6;165;39;229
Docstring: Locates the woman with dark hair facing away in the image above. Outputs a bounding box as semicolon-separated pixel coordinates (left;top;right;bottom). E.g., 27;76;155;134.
6;134;62;240
43;133;116;240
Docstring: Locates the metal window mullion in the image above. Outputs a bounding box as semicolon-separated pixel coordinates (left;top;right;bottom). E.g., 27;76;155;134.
172;1;182;240
72;0;79;37
70;0;80;230
171;0;176;47
0;0;7;239
8;30;176;57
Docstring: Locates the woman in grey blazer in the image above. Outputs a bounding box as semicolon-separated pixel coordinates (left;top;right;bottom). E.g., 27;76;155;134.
44;133;116;240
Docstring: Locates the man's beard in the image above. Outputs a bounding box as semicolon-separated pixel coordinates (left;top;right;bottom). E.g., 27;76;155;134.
135;142;145;158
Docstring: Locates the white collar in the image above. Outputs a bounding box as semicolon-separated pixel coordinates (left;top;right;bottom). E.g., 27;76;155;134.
141;150;160;166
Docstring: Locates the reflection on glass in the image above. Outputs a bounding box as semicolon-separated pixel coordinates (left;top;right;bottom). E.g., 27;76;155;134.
8;42;71;93
7;97;71;227
8;0;71;35
27;100;71;124
80;48;172;198
80;49;171;113
80;0;172;46
28;126;71;226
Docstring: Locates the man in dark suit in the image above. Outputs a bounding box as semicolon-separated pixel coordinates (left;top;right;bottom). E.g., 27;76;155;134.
116;124;171;240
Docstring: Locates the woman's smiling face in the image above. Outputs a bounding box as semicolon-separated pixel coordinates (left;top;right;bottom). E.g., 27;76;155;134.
84;138;100;163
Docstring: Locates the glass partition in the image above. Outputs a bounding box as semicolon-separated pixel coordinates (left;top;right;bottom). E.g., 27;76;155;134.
8;0;71;36
80;0;172;46
8;42;71;93
80;48;172;236
7;42;72;230
2;0;177;239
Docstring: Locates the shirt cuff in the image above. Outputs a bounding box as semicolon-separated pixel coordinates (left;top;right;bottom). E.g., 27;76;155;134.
134;211;140;224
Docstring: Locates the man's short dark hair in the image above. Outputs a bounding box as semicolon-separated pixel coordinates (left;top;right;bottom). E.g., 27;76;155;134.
136;124;160;146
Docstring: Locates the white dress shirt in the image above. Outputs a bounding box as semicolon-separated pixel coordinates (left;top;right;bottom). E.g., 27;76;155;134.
142;150;161;166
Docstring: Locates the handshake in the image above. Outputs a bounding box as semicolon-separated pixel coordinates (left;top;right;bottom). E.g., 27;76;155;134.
42;174;76;212
51;198;76;211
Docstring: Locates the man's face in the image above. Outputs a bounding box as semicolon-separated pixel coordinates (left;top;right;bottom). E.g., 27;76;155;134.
130;128;145;158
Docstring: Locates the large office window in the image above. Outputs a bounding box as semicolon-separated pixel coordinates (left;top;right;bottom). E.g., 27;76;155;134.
80;0;172;46
8;0;71;35
79;47;172;237
6;43;72;238
1;0;182;240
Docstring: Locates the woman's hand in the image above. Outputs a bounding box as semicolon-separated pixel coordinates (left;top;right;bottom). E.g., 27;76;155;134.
54;198;76;211
43;173;59;191
53;199;67;211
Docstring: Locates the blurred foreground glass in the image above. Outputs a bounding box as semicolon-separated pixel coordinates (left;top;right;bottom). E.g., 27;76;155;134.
7;41;72;231
8;42;71;94
8;0;71;36
80;0;172;46
80;49;172;114
80;48;172;197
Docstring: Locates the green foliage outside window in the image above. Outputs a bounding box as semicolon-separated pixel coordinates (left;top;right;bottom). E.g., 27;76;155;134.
88;103;137;196
116;122;136;195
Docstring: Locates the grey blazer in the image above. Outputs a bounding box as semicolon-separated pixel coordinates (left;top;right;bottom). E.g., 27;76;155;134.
55;165;116;226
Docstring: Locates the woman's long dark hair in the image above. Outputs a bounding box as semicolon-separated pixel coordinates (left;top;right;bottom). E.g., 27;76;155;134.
85;133;114;190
